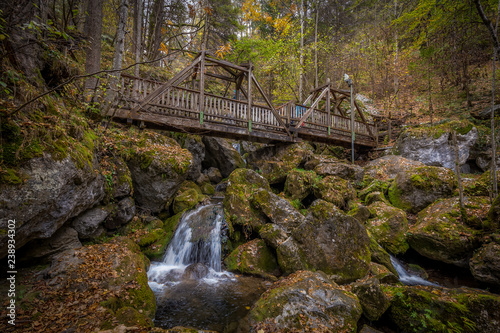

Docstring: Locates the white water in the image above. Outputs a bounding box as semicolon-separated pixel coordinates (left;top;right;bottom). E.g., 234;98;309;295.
390;255;439;287
148;205;232;286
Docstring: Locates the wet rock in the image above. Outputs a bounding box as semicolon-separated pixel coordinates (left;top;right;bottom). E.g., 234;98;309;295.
284;169;317;201
369;262;399;284
277;200;371;284
364;155;424;182
259;223;289;248
407;197;487;267
387;285;500;333
248;270;362;332
388;166;456;213
202;137;245;178
395;126;477;169
172;188;200;214
246;142;313;184
365;201;409;255
351;278;391;321
18;226;81;263
204;167;223;184
73;206;111;239
182;263;210;280
250;188;305;231
312;175;356;210
224;239;280;280
223;168;270;231
368;233;399;276
0;155;104;258
470;240;500;286
127;134;191;213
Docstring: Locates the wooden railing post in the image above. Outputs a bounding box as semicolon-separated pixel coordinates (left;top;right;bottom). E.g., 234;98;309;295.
199;51;205;124
247;62;252;132
326;78;331;135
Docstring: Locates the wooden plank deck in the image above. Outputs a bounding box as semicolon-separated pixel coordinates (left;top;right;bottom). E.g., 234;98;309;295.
107;74;377;147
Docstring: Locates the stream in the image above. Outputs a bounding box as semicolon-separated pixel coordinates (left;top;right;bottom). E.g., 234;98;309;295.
147;204;270;332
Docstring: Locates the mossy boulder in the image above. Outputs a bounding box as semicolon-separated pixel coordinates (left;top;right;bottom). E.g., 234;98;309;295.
224;239;280;280
364;155;425;183
348;204;372;224
407;197;485;267
487;193;500;231
365;201;409;255
284;168;317;200
223;168;271;232
250;188;305;231
312;175;356;210
351;278;391;321
385;284;500;333
172;188;200;214
463;171;500;197
115;306;153;328
202;137;245;178
126;131;192;213
470;240;500;286
359;179;390;202
369;262;399;284
305;155;364;182
277;200;371;284
107;156;133;200
248;270;362;332
200;182;215;195
364;191;388;205
388;166;457;213
258;223;288;249
246;142;314;184
367;232;399;276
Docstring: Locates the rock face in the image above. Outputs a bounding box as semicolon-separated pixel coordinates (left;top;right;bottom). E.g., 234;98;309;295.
0;155;104;258
246;142;313;184
407;197;485;267
277;200;371;284
127;137;191;213
364;155;424;182
470;241;500;286
72;206;111;239
387;285;500;333
395;127;478;169
366;201;409;255
248;270;362;332
202;137;245;178
223;168;270;231
388;166;456;213
224;239;280;280
18;226;82;263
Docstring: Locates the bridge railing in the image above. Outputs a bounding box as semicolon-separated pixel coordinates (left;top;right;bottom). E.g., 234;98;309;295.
116;75;375;143
276;101;376;140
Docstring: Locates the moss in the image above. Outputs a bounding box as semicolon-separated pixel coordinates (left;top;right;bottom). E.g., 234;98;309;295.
224;239;279;280
115;307;153;328
388;183;412;211
172;188;200;214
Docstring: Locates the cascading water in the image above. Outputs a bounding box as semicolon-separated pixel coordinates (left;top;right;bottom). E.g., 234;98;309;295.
147;204;271;332
390;255;439;287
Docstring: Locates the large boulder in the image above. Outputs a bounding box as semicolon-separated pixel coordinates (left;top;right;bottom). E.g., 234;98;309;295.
72;205;111;239
224;239;280;280
178;135;205;181
284;169;317;201
277;200;371;284
305;155;364;182
127;132;192;213
366;201;409;255
30;237;155;331
250;188;305;232
312;175;356;210
407;197;488;267
223;168;270;232
395;126;478;169
246;142;313;184
202;137;245;178
351;278;391;321
470;240;500;286
364;155;424;182
388;166;456;213
248;270;362;332
0;154;104;258
387;285;500;333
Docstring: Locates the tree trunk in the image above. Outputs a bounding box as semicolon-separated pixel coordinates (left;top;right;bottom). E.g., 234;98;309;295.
83;0;103;100
299;0;304;101
314;0;318;88
147;0;164;64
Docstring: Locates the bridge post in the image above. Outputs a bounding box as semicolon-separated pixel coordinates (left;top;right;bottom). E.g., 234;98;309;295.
199;51;205;124
247;62;252;133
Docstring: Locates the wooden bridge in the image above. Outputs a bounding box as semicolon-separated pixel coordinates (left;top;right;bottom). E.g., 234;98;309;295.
106;52;377;148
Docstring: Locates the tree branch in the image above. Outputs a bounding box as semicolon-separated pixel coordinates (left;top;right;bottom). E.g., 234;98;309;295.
473;0;500;50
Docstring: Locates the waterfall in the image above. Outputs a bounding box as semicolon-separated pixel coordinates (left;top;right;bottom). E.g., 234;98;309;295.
148;204;226;285
390;255;439;287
